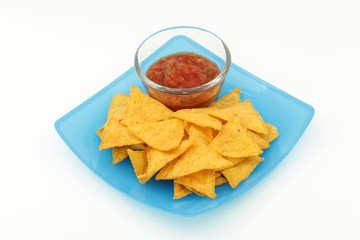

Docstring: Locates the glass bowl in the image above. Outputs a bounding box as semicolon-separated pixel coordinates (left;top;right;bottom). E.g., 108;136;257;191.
134;26;231;110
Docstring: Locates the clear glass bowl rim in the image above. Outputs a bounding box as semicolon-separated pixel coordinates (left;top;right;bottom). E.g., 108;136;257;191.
134;26;231;94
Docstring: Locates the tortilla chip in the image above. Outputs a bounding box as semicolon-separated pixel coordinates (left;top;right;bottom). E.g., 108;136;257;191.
209;116;263;158
182;186;205;197
224;156;246;166
131;144;146;151
207;107;233;121
98;93;129;129
209;100;268;134
112;146;129;164
127;149;147;184
96;130;103;140
173;108;222;130
127;118;185;151
142;140;192;183
210;87;241;108
259;122;279;143
221;156;264;188
246;130;270;149
175;170;216;199
229;100;268;134
215;176;228;186
185;123;213;144
123;85;173;124
107;93;129;120
155;157;179;180
156;143;233;180
173;182;193;199
99;117;143;150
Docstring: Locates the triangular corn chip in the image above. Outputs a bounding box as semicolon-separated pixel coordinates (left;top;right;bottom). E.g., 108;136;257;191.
96;130;103;140
210;87;241;108
246;130;270;149
209;116;263;158
131;144;146;151
221;156;264;188
207;107;233;121
144;140;191;183
106;93;129;121
173;182;193;199
123;85;173;124
155;157;179;180
224;156;246;166
185;123;214;144
258;122;279;143
228;100;268;134
113;146;129;164
175;170;216;199
173;108;222;130
215;176;228;186
209;100;268;134
156;143;233;180
99;117;143;150
127;118;185;151
127;149;148;184
98;93;129;130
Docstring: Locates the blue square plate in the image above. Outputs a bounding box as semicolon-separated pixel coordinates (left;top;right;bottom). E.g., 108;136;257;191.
55;36;314;217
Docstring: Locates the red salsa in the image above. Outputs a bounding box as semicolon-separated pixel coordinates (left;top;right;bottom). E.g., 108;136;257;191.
146;52;220;89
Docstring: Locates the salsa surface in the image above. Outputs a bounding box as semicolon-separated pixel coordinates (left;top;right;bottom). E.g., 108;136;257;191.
146;52;220;89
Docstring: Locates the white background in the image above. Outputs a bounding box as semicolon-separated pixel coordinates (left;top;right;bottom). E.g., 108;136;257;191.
1;0;359;239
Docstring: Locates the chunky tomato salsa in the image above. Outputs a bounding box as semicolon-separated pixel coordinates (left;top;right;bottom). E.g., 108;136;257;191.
146;52;220;89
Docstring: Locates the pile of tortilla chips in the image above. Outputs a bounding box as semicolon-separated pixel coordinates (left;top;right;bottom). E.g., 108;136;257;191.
96;86;278;199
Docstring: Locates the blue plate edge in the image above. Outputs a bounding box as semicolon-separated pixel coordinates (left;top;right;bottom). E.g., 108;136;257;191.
55;122;194;218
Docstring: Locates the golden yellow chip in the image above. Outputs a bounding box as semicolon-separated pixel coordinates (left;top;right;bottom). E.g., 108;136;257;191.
224;156;246;165
229;100;268;134
99;93;129;130
156;143;232;180
126;118;185;151
186;123;213;144
127;149;147;184
175;169;216;199
209;116;263;158
259;122;279;143
131;144;146;151
215;176;228;186
182;186;205;197
112;146;129;165
173;182;193;199
207;107;232;121
96;130;103;140
221;156;264;188
173;108;222;130
155;157;179;180
246;130;270;149
147;139;191;176
107;93;129;121
209;100;268;134
99;117;143;150
123;85;173;124
210;87;241;108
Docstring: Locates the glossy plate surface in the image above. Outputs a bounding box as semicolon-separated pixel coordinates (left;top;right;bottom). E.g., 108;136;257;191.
55;36;314;217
